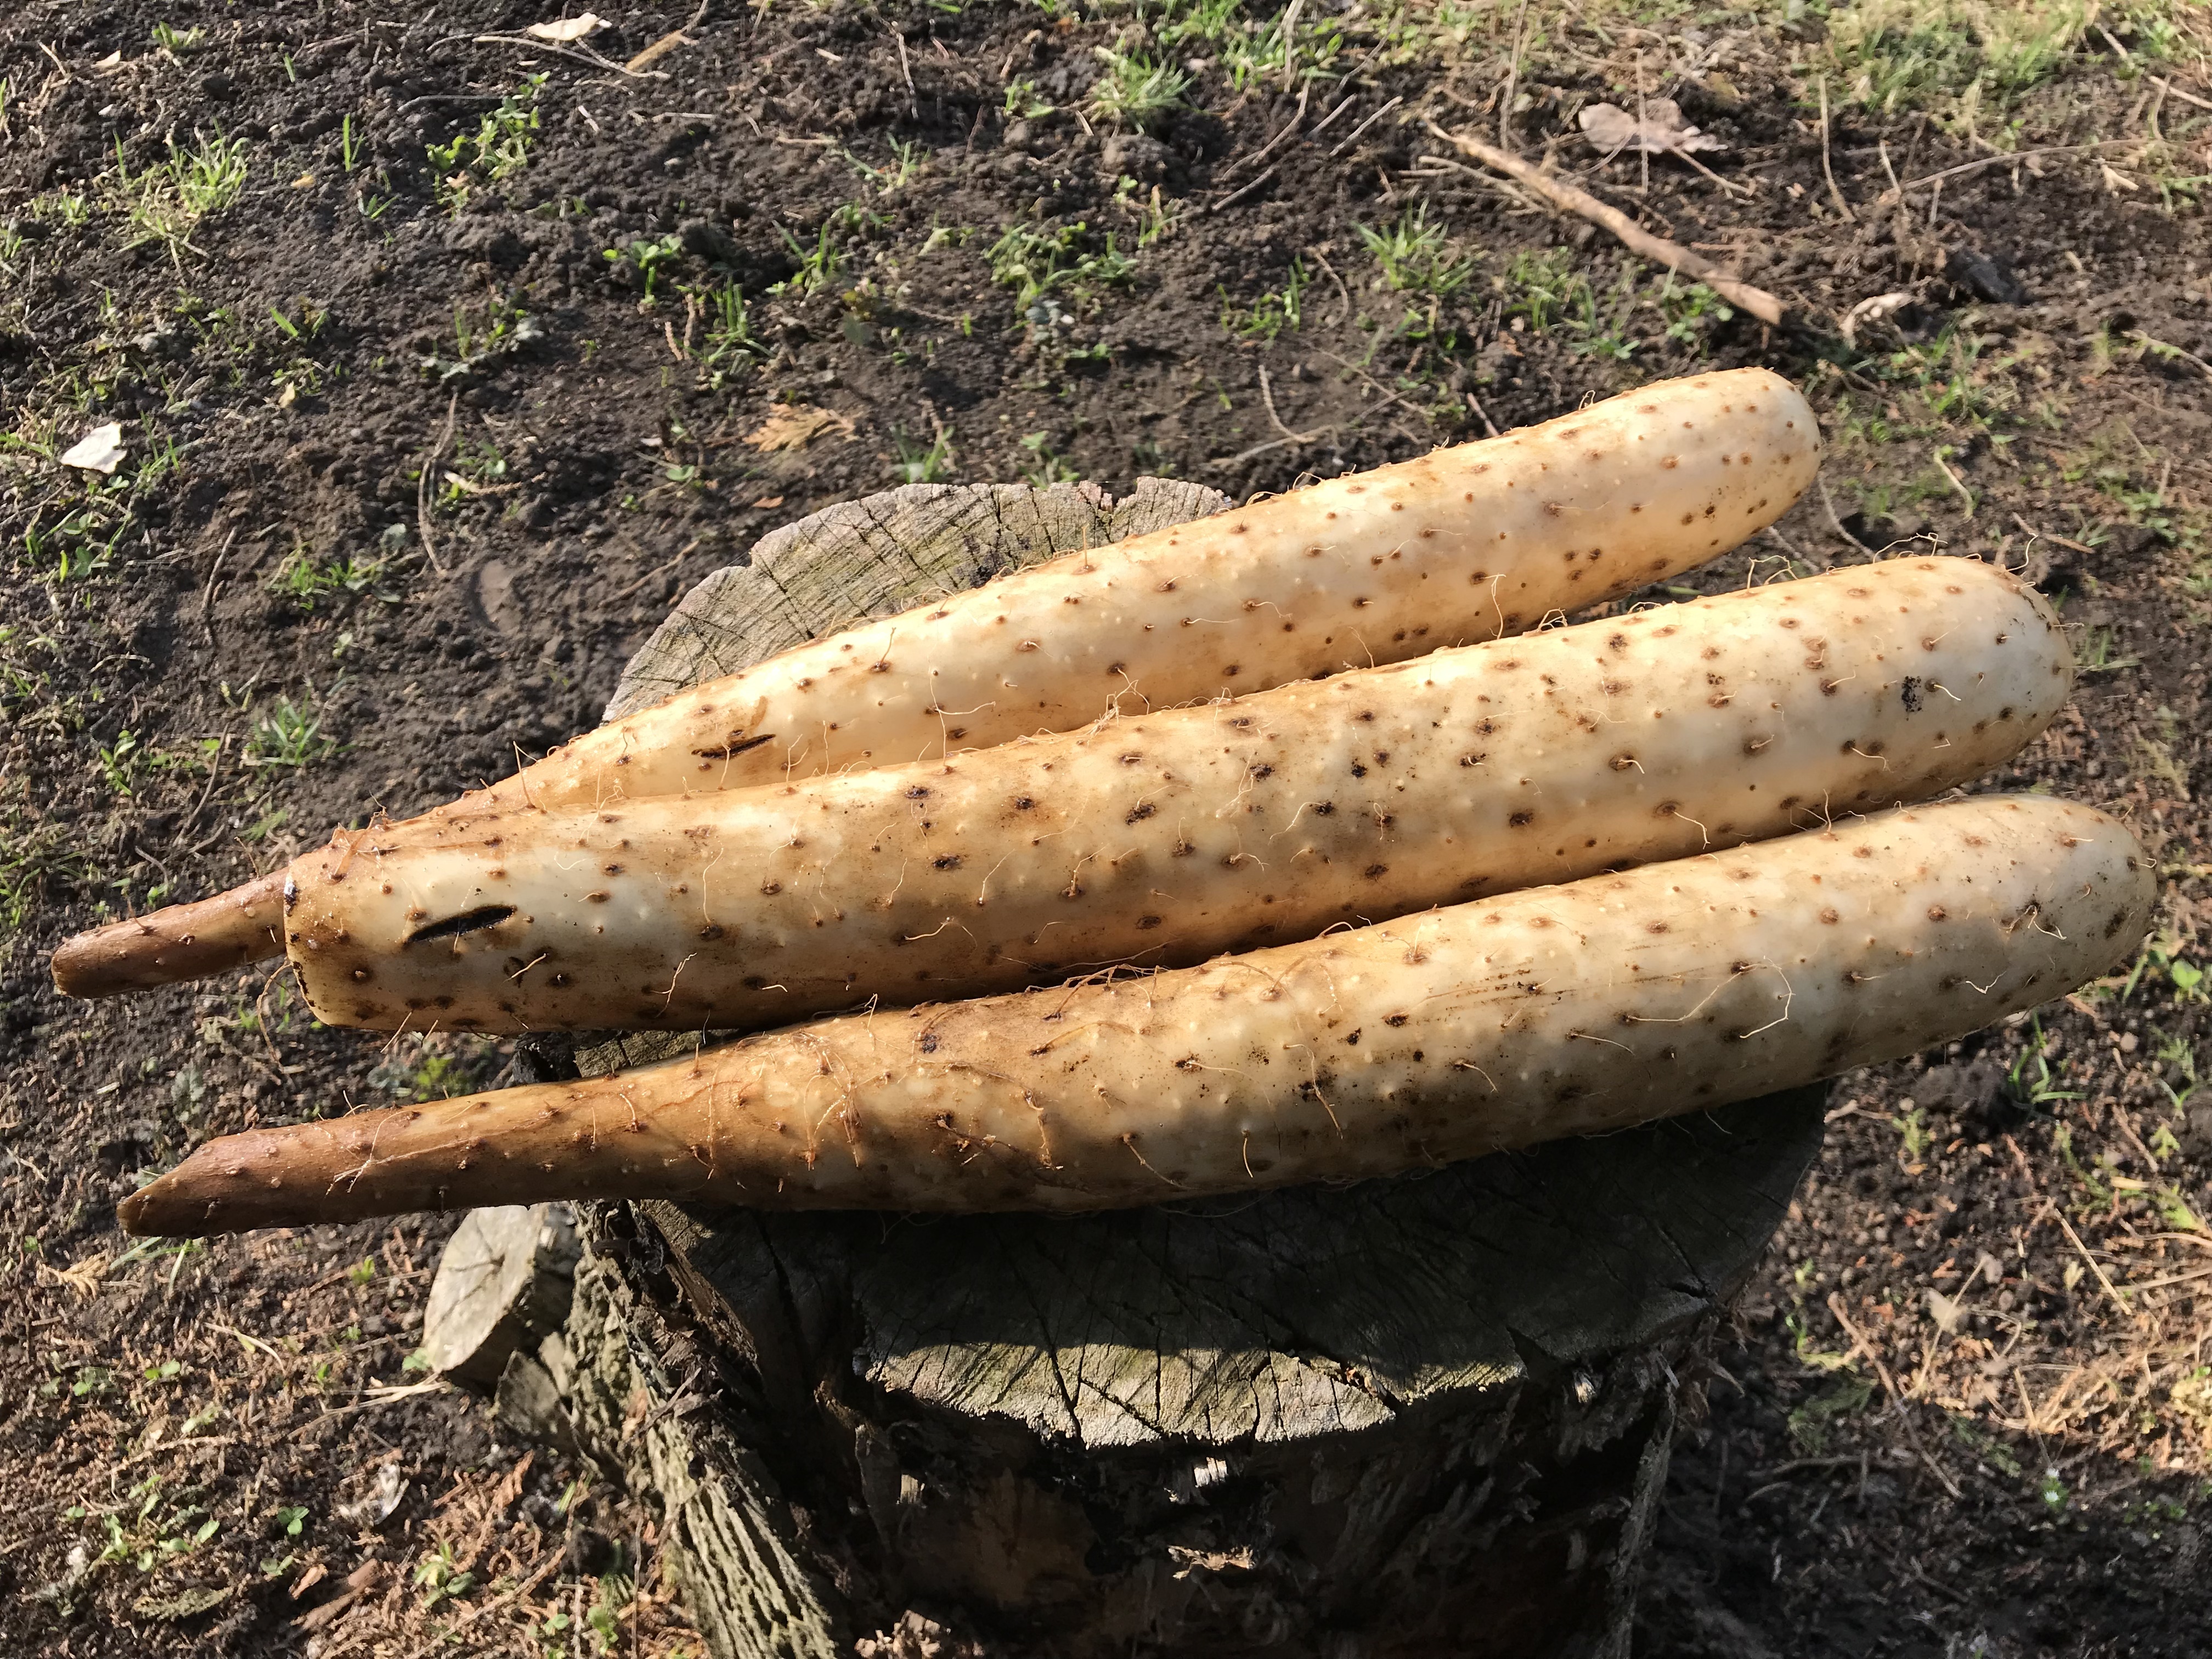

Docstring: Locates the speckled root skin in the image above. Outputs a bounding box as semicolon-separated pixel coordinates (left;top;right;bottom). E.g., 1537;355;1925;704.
285;557;2069;1035
55;368;1816;1000
120;796;2150;1235
449;369;1816;800
47;872;286;998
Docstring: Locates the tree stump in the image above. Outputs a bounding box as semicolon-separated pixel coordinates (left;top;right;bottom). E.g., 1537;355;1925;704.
495;480;1828;1659
418;1200;579;1391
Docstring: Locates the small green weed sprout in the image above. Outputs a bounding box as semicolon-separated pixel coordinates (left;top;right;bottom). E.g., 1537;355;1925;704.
32;188;93;228
1787;1373;1876;1454
97;730;145;798
436;435;509;509
1089;49;1189;131
772;229;835;297
2076;625;2141;675
848;136;926;193
150;21;207;54
588;1572;637;1647
1003;77;1054;119
366;1032;505;1102
689;281;768;385
1359;205;1474;297
606;233;685;301
701;283;759;357
245;694;335;769
1951;1417;2023;1477
1222;261;1309;342
426;76;543;215
1223;3;1345;89
421;292;540;382
116;131;250;258
1019;432;1080;486
267;301;318;342
97;730;212;798
91;1476;219;1576
25;505;128;581
2005;1015;2081;1108
1499;247;1583;332
270;543;386;610
894;430;956;484
1130;183;1182;247
771;210;871;297
414;1541;475;1607
1;798;99;939
1893;1100;1929;1161
986;220;1135;315
1655;276;1735;347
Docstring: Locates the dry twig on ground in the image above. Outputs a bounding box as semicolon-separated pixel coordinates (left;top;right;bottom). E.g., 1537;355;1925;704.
1423;120;1786;326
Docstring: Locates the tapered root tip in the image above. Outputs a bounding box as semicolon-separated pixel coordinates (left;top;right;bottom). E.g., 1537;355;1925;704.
50;871;288;999
115;1186;162;1237
120;1145;315;1238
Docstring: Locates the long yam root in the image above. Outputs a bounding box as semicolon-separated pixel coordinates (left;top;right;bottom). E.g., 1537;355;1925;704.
284;557;2067;1036
122;796;2149;1235
49;872;286;1000
57;369;1818;1001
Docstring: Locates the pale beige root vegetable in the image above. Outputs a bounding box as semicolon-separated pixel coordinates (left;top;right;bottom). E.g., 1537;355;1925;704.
55;368;1818;1001
284;556;2068;1036
120;795;2151;1235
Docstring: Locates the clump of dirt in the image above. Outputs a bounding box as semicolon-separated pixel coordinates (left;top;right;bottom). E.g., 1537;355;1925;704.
3;0;2210;1653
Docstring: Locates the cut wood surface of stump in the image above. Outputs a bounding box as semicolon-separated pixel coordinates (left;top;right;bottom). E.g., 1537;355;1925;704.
493;479;1827;1659
419;1201;579;1391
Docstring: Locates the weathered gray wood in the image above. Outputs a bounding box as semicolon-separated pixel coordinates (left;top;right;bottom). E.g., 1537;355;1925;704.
419;1200;578;1391
608;478;1232;721
522;479;1829;1659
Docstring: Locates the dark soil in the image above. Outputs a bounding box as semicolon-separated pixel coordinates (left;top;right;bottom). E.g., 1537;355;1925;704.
3;1;2210;1654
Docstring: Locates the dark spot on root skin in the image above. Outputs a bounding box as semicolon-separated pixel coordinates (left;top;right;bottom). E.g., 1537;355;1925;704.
405;905;516;945
692;732;776;760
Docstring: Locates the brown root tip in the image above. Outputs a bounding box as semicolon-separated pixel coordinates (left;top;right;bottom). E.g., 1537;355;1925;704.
119;1139;318;1237
115;1186;160;1237
49;871;288;999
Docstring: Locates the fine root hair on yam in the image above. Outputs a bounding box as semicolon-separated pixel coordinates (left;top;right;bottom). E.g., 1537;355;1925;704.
121;794;2151;1235
54;369;1821;1000
280;556;2070;1037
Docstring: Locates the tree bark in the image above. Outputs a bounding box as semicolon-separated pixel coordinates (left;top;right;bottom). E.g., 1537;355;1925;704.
484;479;1826;1658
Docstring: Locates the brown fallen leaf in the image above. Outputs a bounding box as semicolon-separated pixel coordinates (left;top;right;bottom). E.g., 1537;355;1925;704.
525;12;605;41
1578;98;1726;156
742;405;856;453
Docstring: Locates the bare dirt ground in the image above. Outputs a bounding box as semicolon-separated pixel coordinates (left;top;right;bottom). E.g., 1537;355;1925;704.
4;1;2211;1654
